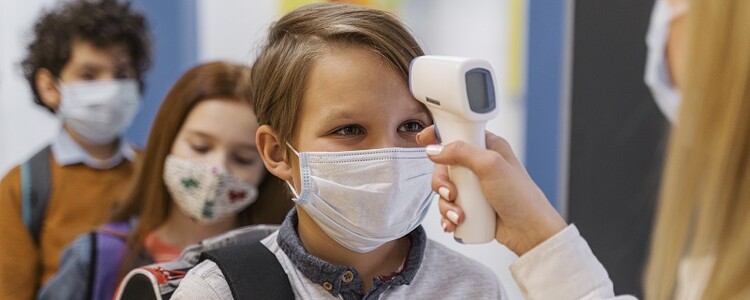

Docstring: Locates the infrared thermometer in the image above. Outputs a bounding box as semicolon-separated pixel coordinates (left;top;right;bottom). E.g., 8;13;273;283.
409;56;498;244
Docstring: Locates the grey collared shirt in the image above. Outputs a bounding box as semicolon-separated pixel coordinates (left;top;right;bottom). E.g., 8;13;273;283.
51;129;136;169
173;209;506;299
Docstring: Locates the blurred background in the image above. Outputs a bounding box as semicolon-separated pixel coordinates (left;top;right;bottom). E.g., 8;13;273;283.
0;0;667;298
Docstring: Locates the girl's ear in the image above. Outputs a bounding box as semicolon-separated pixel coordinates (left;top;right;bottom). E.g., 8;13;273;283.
36;69;61;111
256;125;293;181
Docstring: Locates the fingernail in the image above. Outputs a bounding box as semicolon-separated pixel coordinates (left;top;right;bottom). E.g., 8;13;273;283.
426;144;443;155
438;187;450;199
441;221;448;232
446;210;459;224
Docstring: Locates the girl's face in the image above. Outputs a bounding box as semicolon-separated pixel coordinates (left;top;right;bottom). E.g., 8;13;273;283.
171;99;265;185
291;45;432;152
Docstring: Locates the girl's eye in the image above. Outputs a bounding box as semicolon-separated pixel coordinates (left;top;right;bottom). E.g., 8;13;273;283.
233;155;255;166
191;144;210;154
333;125;365;136
398;121;425;133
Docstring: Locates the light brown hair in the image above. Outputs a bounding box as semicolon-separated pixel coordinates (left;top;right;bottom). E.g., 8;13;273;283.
645;0;750;299
112;61;292;274
251;3;424;153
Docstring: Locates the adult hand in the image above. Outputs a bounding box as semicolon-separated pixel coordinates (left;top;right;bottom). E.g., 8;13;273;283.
416;126;566;256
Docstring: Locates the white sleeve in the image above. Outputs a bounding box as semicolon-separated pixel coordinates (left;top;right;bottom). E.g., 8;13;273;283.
510;225;639;300
171;260;233;300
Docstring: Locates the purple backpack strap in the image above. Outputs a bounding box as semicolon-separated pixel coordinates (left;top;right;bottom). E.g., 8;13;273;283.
90;221;132;300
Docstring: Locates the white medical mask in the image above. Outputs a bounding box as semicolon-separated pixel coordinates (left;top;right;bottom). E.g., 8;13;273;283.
286;144;436;253
163;155;258;223
58;79;141;144
645;0;688;124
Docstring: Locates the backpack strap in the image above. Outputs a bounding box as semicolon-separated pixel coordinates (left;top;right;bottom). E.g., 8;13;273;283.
87;231;98;300
200;241;294;300
20;145;52;245
88;222;132;300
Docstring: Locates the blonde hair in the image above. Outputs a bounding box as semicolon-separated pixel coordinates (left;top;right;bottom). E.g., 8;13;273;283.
645;0;750;299
251;3;423;150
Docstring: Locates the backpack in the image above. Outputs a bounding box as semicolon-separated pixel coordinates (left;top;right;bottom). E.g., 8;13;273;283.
20;146;52;245
88;222;133;300
114;224;291;300
199;240;295;299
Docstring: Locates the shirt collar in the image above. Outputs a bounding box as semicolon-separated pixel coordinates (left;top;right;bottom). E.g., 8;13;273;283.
277;208;427;299
51;129;136;169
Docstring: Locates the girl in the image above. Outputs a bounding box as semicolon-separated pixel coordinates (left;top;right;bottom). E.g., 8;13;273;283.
39;61;292;300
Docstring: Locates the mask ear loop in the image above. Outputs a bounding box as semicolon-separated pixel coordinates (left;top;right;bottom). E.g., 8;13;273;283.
285;142;301;157
284;142;302;199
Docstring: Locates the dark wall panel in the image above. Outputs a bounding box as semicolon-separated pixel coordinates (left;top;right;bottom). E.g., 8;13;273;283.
568;0;668;297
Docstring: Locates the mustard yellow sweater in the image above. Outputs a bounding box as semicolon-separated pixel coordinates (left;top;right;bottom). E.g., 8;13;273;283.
0;153;134;299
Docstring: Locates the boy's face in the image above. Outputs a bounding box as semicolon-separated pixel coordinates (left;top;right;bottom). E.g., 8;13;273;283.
37;39;136;111
286;45;432;189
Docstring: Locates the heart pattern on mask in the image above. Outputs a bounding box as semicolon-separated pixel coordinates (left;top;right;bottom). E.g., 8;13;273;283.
228;190;247;203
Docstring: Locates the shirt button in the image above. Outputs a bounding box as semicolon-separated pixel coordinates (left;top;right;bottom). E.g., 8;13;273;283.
342;271;354;283
323;281;333;291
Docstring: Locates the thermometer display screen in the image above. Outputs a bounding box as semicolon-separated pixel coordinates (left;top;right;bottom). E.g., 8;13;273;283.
465;68;496;113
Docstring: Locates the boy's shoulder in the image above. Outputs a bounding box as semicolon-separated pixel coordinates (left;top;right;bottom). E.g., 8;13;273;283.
402;238;506;299
422;238;496;275
0;164;21;196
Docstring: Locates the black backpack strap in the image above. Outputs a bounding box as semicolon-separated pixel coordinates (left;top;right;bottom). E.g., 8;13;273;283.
86;231;98;300
200;241;294;300
20;145;52;245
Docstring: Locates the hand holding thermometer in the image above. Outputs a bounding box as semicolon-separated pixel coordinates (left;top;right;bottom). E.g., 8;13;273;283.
409;55;498;244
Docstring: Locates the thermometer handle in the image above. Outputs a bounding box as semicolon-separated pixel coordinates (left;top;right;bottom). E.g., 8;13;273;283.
434;112;496;244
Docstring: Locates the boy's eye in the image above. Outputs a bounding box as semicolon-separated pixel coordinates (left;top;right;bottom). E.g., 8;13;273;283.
333;125;365;136
116;72;130;79
398;121;425;133
80;72;96;81
116;67;135;79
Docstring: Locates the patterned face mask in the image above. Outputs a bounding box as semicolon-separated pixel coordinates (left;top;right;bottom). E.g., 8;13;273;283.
163;155;258;223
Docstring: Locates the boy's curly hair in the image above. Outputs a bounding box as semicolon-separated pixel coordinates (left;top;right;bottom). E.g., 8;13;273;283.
21;0;152;111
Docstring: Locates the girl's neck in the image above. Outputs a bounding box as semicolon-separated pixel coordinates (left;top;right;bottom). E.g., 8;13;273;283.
154;209;239;250
295;206;411;293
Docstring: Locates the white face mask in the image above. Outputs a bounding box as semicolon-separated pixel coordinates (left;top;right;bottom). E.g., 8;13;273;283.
163;155;259;223
645;0;688;124
286;144;436;253
58;79;141;144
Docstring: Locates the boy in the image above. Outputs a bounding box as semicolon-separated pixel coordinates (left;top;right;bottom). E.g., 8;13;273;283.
0;0;151;298
174;3;506;299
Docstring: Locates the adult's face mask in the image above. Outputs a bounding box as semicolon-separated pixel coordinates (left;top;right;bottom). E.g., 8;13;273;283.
57;79;141;145
644;0;688;124
163;155;258;223
286;144;436;253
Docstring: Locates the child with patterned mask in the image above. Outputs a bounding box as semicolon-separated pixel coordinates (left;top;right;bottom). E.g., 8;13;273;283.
39;62;292;300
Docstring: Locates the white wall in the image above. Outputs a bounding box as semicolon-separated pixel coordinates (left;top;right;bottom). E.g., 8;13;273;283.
196;1;526;299
195;0;278;65
0;0;60;176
